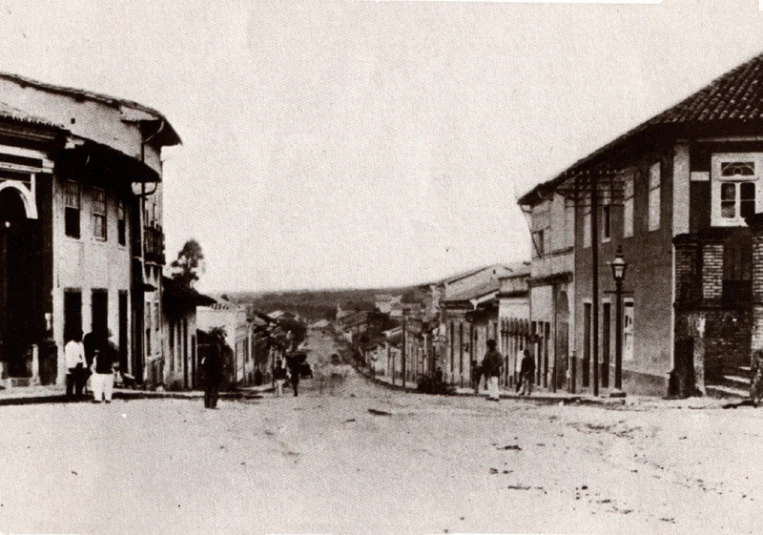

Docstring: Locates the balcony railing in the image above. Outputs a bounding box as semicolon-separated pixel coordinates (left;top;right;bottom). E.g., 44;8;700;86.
144;226;165;265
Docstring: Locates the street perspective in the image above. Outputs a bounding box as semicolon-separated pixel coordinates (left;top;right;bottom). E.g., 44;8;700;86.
3;1;763;534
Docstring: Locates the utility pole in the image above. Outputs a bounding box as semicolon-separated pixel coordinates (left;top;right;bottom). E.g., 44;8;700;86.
591;173;600;397
402;309;407;389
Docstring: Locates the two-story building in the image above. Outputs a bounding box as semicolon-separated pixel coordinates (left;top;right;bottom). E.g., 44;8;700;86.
520;50;763;396
517;187;576;392
0;73;179;388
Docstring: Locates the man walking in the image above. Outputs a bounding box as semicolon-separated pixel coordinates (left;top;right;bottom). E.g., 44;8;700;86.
482;340;503;402
203;346;223;409
64;330;86;400
288;357;301;397
91;330;117;403
519;348;536;396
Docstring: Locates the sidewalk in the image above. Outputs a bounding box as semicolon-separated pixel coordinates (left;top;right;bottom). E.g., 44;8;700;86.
354;366;743;408
0;383;275;406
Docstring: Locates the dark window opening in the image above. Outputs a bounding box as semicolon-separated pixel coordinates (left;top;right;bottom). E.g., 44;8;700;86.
64;181;80;238
723;230;752;304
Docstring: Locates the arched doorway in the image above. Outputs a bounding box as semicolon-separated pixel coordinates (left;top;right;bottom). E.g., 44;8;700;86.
555;289;570;391
0;188;37;377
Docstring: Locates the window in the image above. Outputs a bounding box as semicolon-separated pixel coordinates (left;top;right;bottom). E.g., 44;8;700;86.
711;153;763;226
92;187;107;240
532;230;545;257
118;200;126;246
648;162;661;231
64;181;80;238
583;194;591;248
723;230;752;303
154;302;160;332
564;201;575;248
623;173;634;238
601;205;611;242
623;299;634;361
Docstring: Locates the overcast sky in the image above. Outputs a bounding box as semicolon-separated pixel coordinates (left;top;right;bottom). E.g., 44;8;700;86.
2;0;763;291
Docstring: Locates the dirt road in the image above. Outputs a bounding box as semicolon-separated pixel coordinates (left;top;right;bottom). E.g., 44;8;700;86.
0;327;759;534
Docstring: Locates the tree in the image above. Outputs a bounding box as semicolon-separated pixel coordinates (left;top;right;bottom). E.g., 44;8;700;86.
171;239;204;289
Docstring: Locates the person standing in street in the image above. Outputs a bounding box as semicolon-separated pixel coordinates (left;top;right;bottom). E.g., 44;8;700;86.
519;348;536;396
482;339;503;402
203;346;223;408
288;357;301;397
273;359;287;397
91;330;117;403
64;330;86;400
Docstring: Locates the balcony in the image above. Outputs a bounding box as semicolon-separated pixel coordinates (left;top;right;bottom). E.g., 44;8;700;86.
144;226;165;265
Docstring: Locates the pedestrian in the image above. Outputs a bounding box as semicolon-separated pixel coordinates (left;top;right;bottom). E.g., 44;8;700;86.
64;330;86;400
515;345;524;392
519;348;536;396
91;330;117;403
482;340;503;402
273;359;287;397
288;356;301;397
203;346;223;409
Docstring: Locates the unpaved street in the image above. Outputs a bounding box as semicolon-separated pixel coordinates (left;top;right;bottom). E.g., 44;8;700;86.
0;328;760;535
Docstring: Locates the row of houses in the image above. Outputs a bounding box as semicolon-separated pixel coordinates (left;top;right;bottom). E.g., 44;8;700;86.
346;51;763;398
0;72;291;391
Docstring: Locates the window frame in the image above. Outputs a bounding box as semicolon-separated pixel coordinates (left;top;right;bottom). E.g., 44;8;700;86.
648;162;661;232
92;187;107;240
64;180;81;239
711;152;763;227
623;172;634;238
117;199;126;246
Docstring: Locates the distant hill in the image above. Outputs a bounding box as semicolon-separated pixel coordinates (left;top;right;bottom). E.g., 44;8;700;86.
218;286;425;322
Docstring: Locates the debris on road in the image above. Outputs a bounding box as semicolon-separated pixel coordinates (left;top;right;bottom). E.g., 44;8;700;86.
498;444;522;451
368;408;392;416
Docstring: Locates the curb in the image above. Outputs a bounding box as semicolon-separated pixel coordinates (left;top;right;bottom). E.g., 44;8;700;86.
353;365;627;406
0;387;276;407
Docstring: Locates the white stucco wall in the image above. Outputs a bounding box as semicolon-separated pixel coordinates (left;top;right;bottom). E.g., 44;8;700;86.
52;174;132;385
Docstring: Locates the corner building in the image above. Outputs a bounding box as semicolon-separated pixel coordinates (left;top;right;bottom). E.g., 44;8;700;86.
0;73;179;387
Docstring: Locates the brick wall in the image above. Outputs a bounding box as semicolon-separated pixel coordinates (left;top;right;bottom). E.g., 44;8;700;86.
701;242;723;302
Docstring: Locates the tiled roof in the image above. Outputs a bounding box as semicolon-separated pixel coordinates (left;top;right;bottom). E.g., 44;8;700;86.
442;279;500;304
519;50;763;204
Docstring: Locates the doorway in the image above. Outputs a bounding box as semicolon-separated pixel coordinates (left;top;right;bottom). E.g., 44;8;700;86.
0;188;37;376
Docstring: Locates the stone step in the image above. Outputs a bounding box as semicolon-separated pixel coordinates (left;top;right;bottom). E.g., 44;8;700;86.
706;384;747;399
722;374;750;387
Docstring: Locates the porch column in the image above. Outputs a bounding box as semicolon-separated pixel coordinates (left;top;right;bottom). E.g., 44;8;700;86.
746;214;763;353
673;234;703;396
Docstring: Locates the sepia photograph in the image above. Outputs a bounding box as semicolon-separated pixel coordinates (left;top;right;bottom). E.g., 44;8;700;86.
0;0;762;533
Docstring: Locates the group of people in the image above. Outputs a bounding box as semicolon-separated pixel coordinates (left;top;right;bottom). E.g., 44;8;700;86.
272;357;303;397
64;329;120;403
472;340;537;401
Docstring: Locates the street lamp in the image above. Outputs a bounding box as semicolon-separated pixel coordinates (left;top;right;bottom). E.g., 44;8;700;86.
610;245;628;391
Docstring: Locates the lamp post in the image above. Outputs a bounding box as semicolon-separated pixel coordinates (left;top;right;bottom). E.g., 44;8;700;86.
610;246;628;391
